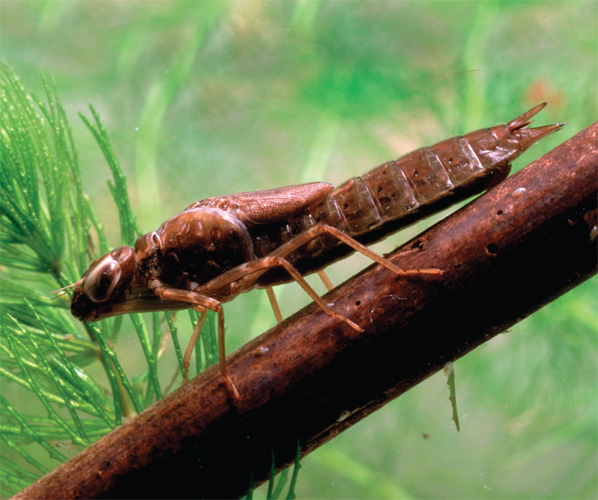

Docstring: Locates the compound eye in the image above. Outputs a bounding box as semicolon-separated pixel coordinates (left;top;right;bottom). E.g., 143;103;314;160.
84;255;122;303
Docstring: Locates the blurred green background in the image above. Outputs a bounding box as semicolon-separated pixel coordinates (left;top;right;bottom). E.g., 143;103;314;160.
1;0;596;498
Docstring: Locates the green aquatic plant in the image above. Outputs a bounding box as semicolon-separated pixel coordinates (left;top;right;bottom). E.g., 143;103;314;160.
0;63;231;496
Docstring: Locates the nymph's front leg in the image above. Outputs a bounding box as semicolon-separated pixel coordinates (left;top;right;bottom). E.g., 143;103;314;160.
147;278;240;401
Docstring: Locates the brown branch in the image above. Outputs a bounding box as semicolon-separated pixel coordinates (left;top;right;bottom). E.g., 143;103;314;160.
14;122;597;500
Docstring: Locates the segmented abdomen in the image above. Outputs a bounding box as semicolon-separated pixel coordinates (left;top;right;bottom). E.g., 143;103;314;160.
311;135;487;238
250;129;511;282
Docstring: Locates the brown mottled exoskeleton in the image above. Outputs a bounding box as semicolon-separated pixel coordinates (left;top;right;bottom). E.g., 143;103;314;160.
69;103;563;399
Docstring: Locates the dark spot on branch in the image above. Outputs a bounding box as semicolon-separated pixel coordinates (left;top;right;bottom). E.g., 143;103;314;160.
486;243;499;255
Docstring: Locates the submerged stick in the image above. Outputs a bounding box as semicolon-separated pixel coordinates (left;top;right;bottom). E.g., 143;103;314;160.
14;122;597;500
